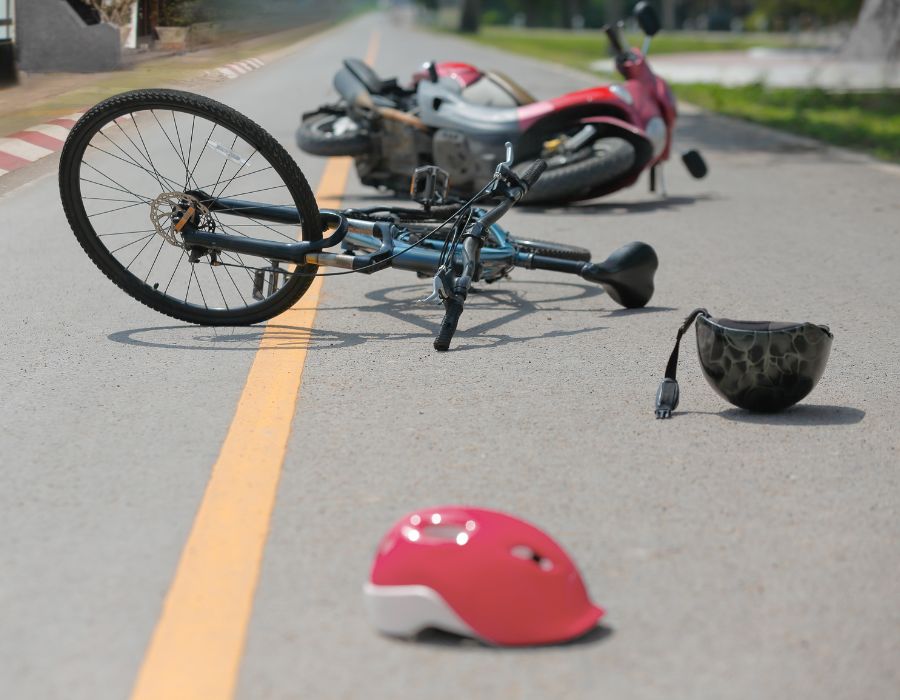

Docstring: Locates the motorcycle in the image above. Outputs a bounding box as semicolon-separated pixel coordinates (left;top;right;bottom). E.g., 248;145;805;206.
297;2;707;205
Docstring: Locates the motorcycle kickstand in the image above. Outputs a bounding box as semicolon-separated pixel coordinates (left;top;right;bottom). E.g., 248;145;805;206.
649;164;668;198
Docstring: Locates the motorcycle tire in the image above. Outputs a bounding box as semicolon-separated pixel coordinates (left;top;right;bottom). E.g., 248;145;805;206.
507;236;591;262
518;137;636;205
297;112;371;157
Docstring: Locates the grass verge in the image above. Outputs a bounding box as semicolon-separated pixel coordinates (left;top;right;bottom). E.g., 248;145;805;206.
674;84;900;162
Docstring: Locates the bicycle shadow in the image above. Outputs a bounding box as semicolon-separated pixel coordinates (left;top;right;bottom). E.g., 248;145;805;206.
108;281;669;352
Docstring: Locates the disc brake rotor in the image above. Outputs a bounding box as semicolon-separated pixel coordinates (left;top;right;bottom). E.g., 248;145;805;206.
149;191;211;247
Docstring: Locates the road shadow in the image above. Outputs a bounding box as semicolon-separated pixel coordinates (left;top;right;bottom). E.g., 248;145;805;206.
391;624;614;651
674;404;865;426
718;404;865;426
108;280;667;352
519;194;715;216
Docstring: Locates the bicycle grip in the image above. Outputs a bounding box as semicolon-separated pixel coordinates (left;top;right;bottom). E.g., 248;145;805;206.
520;159;547;190
433;297;464;352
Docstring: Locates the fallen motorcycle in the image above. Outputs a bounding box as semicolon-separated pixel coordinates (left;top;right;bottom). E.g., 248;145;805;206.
297;1;707;205
59;89;658;351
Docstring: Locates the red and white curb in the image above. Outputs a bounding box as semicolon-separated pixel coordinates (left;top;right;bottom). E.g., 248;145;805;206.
0;112;85;177
0;55;264;178
217;57;266;80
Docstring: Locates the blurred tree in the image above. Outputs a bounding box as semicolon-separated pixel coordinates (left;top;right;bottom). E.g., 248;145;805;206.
661;0;676;29
561;0;582;28
844;0;900;59
606;0;624;23
756;0;862;25
460;0;482;31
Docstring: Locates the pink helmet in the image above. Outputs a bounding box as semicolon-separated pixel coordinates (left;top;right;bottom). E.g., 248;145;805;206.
365;506;604;646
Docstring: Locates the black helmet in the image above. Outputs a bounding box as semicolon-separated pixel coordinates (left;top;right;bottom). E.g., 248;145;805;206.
656;309;833;417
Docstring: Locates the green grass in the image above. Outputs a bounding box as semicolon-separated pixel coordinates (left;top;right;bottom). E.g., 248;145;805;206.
467;27;799;73
674;84;900;162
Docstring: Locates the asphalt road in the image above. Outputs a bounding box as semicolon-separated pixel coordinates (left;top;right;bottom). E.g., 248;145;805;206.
2;11;899;700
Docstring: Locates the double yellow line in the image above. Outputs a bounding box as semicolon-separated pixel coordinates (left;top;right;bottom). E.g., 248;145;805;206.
131;33;379;700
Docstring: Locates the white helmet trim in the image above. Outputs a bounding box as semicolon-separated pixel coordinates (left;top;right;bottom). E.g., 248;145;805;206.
363;582;477;639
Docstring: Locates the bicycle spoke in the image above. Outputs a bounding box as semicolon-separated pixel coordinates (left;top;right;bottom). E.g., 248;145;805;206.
144;237;167;283
164;251;184;295
195;164;273;191
110;232;155;254
98;228;157;238
125;230;158;270
81;161;157;203
220;260;249;306
210;265;230;309
189;264;208;309
86;143;182;191
111;119;168;193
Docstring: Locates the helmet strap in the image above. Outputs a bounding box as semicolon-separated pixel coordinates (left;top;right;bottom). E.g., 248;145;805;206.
655;308;708;419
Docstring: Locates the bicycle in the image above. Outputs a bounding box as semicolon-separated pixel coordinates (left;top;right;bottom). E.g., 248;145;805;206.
59;89;659;351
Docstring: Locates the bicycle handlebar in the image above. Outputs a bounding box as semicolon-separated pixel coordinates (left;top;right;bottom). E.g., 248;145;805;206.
520;159;547;189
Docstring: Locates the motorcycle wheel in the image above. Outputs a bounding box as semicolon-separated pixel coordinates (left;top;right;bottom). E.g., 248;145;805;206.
517;137;635;205
296;112;371;156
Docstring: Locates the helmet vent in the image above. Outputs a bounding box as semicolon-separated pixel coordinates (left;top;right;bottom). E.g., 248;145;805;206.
510;545;554;571
421;524;470;545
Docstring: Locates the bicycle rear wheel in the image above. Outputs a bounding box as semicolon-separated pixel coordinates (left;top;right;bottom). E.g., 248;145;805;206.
59;89;321;326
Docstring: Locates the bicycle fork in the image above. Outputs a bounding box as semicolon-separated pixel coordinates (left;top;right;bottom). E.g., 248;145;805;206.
433;222;487;352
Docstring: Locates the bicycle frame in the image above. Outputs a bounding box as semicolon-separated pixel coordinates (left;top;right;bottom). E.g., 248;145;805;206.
177;194;590;280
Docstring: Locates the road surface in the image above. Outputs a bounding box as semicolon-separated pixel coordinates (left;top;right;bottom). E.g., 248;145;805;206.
1;11;898;700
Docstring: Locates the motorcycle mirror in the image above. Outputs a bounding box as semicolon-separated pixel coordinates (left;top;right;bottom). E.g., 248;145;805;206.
634;1;661;37
426;61;439;83
681;150;708;179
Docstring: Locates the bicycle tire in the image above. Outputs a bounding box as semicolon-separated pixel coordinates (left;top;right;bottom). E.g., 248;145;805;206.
517;137;635;205
59;89;321;326
507;235;591;262
297;112;371;157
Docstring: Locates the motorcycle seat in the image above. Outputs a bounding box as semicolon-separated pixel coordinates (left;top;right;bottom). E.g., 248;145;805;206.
343;58;398;96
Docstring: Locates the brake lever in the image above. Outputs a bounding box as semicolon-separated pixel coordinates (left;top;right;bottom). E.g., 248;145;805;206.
419;267;453;304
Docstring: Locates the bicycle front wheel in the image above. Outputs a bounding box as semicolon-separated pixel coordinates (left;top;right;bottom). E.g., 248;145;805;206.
59;89;321;325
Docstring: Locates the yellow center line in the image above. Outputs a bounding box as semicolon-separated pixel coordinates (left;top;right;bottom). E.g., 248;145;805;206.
130;32;379;700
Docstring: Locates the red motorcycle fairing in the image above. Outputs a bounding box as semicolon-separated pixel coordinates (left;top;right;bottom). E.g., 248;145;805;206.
411;62;482;88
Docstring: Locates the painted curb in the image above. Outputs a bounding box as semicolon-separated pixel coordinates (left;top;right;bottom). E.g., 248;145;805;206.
0;112;85;177
216;57;266;80
0;55;265;179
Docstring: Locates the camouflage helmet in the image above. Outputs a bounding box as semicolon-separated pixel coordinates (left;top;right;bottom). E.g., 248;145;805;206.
656;309;833;417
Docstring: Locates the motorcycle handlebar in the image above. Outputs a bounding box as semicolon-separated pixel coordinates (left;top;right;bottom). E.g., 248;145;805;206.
604;23;626;55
